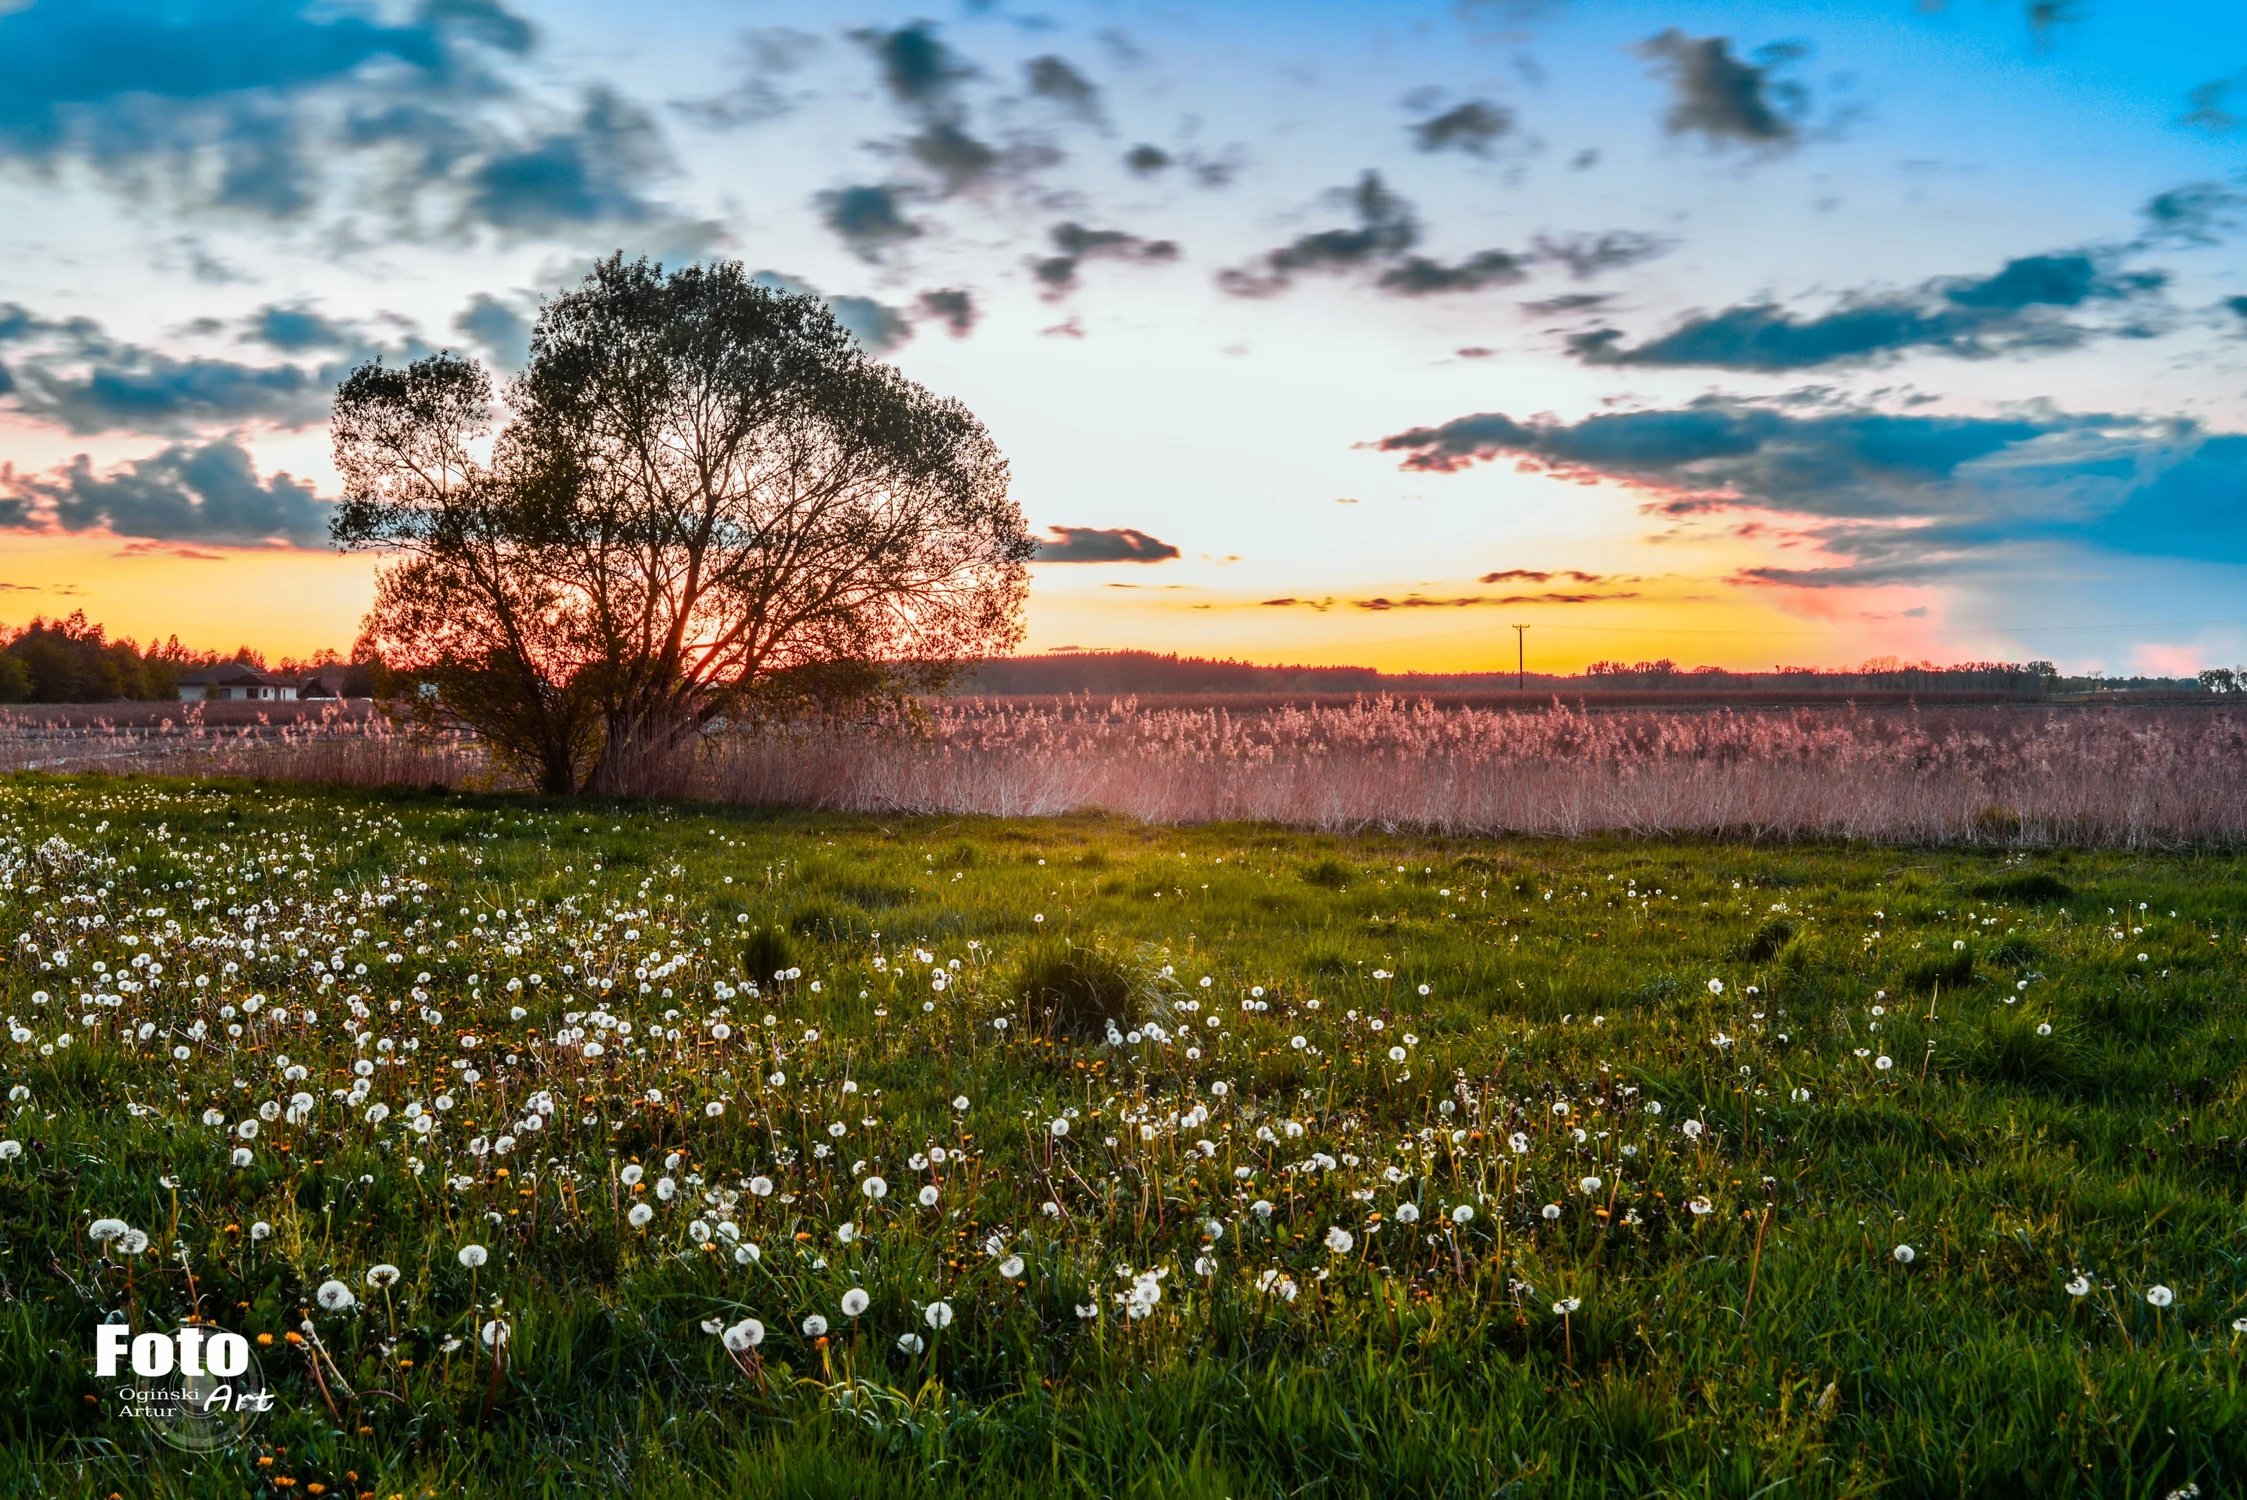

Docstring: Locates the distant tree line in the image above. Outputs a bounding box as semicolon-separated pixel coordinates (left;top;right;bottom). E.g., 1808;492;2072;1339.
0;612;376;704
953;651;2223;698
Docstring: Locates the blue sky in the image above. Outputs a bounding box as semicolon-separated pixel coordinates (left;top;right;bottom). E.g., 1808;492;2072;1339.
0;0;2242;672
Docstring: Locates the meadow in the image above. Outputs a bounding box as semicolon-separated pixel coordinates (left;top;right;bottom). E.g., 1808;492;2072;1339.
0;774;2242;1498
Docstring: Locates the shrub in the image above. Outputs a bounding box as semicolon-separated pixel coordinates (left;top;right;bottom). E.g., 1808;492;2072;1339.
1973;870;2072;904
739;924;797;982
1739;919;1795;962
1903;945;1975;994
1946;1011;2090;1093
1012;938;1147;1039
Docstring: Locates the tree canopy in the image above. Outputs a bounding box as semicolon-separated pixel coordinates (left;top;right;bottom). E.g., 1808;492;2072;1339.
332;255;1032;794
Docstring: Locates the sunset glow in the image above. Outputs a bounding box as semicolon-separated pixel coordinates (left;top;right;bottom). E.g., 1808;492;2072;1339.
3;0;2242;674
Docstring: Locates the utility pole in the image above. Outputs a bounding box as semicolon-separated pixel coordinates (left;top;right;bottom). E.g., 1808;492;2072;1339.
1512;623;1530;692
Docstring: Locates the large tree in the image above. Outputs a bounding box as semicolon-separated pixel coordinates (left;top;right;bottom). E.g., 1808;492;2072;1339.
332;256;1032;794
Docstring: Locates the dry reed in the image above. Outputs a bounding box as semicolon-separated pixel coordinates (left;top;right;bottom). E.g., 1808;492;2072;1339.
5;694;2241;847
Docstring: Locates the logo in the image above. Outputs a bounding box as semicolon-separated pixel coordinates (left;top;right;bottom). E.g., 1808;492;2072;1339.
95;1322;274;1452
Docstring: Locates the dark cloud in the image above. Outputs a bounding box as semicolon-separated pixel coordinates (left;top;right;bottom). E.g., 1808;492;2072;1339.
245;305;357;353
1025;56;1099;119
3;436;332;548
1522;292;1614;315
1218;171;1542;299
2025;3;2083;42
1567;252;2166;371
1636;31;1806;149
2179;74;2244;135
1124;143;1170;175
1373;393;2247;578
2228;295;2247;322
1216;171;1418;297
826;296;913;355
747;271;912;355
853;22;974;111
6;344;340;436
1375;398;2060;506
1035;526;1181;563
1534;230;1671;278
454;293;533;370
2138;182;2243;247
463;88;666;234
1478;569;1618;584
1377;249;1530;295
905;121;1001;192
0;0;698;241
1351;591;1634;610
917;288;978;338
1032;223;1180;296
819;184;921;259
2083;434;2247;566
1410;100;1514;155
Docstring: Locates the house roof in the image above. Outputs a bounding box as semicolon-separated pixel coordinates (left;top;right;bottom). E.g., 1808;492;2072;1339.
174;664;296;686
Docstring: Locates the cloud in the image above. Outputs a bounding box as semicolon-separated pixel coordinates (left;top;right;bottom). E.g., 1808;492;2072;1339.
1217;171;1419;297
2082;434;2247;565
1477;569;1620;584
454;293;534;370
1025;56;1099;119
462;87;669;235
1409;100;1513;155
853;22;974;112
0;0;713;243
2179;74;2245;135
1534;231;1671;278
904;121;1002;193
1567;251;2167;371
1522;292;1614;316
0;298;417;436
819;183;921;259
2138;182;2244;247
747;270;912;355
6;347;341;436
1218;172;1549;299
1375;398;2062;500
673;27;821;128
1350;591;1635;610
916;288;978;338
1124;144;1170;174
1377;249;1531;295
1636;31;1806;149
2228;295;2247;323
244;304;357;353
1035;526;1181;562
1374;393;2247;579
826;296;913;355
3;435;332;548
1032;223;1180;296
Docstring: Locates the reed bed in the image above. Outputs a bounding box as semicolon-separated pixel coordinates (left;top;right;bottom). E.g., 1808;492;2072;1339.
5;696;2241;847
0;701;491;789
709;697;2247;848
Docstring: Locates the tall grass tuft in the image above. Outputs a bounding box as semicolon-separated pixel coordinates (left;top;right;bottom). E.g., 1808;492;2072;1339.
1012;938;1150;1039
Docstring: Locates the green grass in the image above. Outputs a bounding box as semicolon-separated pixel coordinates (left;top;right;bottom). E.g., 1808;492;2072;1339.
1;774;2243;1499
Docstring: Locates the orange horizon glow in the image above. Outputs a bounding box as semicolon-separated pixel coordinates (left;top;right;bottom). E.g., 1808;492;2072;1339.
0;525;1983;677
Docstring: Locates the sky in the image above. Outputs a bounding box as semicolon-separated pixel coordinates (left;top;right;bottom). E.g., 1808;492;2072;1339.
1;0;2244;676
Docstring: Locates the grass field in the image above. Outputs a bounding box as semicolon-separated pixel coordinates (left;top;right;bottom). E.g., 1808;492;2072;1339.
2;774;2243;1498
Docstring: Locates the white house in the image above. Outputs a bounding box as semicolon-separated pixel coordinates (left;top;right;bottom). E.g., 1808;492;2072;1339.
173;665;300;702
